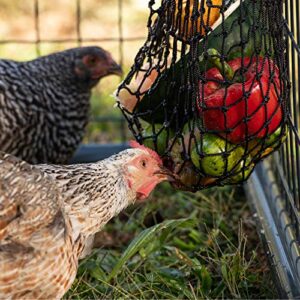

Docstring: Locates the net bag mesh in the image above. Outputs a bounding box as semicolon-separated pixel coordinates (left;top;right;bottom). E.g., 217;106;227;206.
114;0;289;192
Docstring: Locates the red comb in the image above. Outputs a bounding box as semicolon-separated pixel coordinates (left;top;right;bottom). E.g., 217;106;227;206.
129;140;162;164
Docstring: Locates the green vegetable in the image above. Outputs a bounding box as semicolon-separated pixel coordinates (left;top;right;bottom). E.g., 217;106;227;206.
142;123;174;155
191;134;244;177
175;161;202;189
248;126;287;158
226;155;254;183
264;126;287;147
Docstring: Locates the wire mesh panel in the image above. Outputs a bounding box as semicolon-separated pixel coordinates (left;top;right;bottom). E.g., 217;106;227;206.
0;0;149;144
245;0;300;296
280;0;300;239
0;0;146;53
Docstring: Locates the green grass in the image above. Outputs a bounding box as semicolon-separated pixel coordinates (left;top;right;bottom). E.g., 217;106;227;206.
65;184;276;299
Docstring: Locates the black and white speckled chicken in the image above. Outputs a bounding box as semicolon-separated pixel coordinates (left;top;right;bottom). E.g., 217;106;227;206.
0;46;122;164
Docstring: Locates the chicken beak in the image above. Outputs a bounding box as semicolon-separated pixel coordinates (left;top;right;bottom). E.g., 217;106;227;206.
154;166;179;182
108;62;123;76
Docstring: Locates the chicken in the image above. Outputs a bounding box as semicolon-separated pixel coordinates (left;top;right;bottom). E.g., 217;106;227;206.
0;46;122;164
0;153;77;299
37;141;174;258
0;142;174;299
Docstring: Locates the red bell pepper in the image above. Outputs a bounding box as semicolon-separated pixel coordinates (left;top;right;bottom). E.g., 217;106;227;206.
197;53;282;143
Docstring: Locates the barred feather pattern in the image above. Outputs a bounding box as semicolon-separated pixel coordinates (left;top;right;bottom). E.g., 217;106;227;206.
0;47;100;164
0;152;82;299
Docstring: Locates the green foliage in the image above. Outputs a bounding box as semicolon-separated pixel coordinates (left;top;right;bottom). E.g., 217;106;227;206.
107;218;193;281
65;185;276;299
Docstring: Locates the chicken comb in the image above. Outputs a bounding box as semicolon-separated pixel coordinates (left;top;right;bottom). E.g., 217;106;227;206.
129;140;162;164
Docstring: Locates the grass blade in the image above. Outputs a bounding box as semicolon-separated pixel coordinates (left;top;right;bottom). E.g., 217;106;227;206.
107;218;193;281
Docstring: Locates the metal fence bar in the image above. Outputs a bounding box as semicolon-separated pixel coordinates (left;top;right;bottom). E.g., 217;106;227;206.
76;0;82;46
245;165;300;298
34;0;41;56
287;2;298;215
283;0;300;254
118;0;127;143
246;0;300;296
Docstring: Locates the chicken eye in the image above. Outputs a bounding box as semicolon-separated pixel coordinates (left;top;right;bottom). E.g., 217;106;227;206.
140;159;147;168
86;56;97;65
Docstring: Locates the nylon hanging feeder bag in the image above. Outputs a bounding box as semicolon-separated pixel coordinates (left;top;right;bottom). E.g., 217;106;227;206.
114;0;289;191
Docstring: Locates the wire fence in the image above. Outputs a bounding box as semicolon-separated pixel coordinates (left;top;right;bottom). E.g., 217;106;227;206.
278;0;300;241
0;0;147;144
0;0;145;53
244;0;300;294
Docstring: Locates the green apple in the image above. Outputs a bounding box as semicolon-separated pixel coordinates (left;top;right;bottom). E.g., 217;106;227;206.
264;126;287;147
226;154;254;183
142;123;174;155
191;134;244;177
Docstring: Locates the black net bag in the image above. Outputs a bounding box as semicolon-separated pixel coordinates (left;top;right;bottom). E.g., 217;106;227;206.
114;0;289;191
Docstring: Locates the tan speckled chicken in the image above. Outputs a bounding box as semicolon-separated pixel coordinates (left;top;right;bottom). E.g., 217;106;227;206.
0;142;174;299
